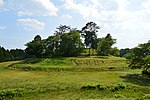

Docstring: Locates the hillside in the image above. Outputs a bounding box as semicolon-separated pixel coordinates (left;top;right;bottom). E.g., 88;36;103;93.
0;57;150;100
7;56;127;71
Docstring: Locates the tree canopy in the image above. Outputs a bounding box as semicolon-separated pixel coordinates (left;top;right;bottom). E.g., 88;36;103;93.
97;34;117;56
25;35;44;58
24;22;120;57
81;22;100;55
128;41;150;73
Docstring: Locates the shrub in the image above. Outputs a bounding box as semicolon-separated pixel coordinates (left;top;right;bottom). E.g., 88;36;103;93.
81;83;97;90
0;88;25;99
143;94;150;99
22;58;43;64
97;85;107;90
111;83;126;92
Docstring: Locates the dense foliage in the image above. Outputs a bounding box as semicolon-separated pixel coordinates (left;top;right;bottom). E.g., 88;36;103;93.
0;46;28;62
25;22;118;57
81;22;100;55
25;35;44;58
128;41;150;74
97;34;118;56
120;48;132;58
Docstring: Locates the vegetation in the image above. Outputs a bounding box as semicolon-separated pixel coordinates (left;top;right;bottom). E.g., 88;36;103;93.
25;22;119;58
0;46;28;62
7;56;127;71
0;21;150;99
97;34;118;56
81;22;100;55
128;41;150;76
0;58;149;100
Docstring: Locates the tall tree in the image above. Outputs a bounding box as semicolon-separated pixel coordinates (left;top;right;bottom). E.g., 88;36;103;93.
54;25;71;36
44;36;59;57
81;22;100;55
25;35;44;58
59;30;84;56
97;34;116;56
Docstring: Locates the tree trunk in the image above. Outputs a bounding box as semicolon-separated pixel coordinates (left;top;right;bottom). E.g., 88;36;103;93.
89;48;91;56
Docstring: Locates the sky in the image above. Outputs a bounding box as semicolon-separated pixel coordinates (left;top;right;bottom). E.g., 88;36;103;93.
0;0;150;49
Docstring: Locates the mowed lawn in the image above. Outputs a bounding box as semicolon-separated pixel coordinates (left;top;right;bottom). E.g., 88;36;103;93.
0;58;150;100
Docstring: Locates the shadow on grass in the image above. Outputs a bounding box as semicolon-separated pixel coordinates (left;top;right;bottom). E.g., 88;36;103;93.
120;74;150;86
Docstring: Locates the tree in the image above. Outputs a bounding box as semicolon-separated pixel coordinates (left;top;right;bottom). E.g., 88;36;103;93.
25;35;44;58
44;36;59;57
81;22;100;55
0;46;14;62
10;49;28;60
54;25;71;36
120;48;131;57
110;47;119;56
97;34;116;56
129;41;150;73
59;30;83;56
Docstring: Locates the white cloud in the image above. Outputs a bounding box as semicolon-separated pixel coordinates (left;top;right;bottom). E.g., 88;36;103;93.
5;0;58;16
142;0;150;14
0;0;3;6
17;18;45;31
62;14;72;19
62;0;150;48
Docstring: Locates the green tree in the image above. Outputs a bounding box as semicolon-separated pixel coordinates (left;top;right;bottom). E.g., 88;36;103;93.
120;48;131;58
44;36;59;57
59;30;83;56
97;34;116;56
0;47;14;62
110;47;119;56
81;22;100;55
10;49;28;60
25;35;44;58
54;25;71;36
129;41;150;73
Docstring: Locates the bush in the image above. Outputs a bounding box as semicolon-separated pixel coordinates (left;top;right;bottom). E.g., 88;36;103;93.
111;83;126;92
143;94;150;99
97;85;107;90
0;88;25;100
81;83;97;90
22;58;43;64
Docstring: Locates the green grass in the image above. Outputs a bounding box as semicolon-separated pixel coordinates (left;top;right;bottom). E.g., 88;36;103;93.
0;57;150;100
7;56;128;71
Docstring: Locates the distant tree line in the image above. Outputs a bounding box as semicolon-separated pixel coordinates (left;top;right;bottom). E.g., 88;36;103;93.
25;22;119;57
0;46;28;62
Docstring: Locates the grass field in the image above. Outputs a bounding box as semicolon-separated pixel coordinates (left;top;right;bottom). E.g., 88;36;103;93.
0;57;150;100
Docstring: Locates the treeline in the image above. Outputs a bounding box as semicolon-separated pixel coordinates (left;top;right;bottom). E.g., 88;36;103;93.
0;46;28;62
25;22;119;57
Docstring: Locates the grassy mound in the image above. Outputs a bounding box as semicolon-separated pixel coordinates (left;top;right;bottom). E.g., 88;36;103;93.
0;60;149;100
7;56;128;71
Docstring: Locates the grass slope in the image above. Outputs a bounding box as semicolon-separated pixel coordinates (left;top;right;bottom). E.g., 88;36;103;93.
7;56;128;71
0;57;150;100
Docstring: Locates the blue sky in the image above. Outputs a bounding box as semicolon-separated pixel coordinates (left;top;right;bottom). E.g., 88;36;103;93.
0;0;150;49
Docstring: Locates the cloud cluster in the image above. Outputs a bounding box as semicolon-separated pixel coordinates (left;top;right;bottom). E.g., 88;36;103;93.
17;18;45;31
0;0;3;6
62;0;150;48
6;0;58;16
0;0;57;32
